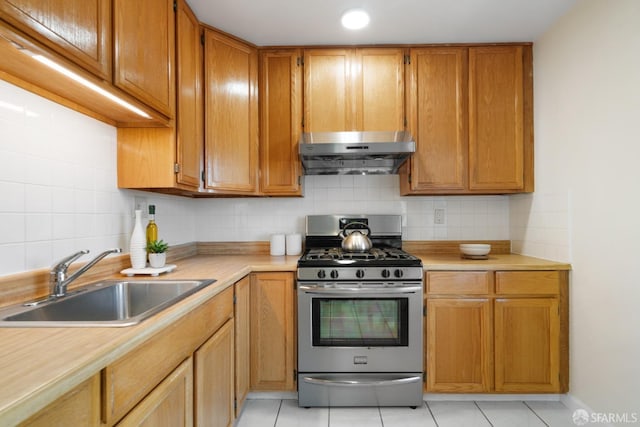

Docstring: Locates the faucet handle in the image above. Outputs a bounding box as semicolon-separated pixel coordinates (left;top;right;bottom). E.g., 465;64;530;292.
52;250;89;272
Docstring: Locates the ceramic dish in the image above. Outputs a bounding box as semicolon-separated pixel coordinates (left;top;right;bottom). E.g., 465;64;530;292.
459;244;491;256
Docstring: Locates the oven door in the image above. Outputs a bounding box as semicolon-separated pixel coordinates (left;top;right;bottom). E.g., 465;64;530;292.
297;283;423;373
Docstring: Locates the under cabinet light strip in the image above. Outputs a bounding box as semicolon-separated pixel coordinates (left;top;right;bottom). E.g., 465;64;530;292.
30;54;152;119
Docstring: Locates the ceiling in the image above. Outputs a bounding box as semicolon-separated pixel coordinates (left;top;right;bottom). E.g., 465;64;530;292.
188;0;578;47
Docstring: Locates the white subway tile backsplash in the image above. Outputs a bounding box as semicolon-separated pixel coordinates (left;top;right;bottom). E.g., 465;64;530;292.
0;214;25;244
0;181;25;212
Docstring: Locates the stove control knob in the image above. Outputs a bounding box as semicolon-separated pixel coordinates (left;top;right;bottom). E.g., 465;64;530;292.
394;269;404;278
330;269;339;279
356;269;365;279
317;270;326;279
381;269;391;278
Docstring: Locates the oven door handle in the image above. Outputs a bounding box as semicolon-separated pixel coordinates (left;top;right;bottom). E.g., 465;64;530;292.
301;375;422;387
298;285;422;295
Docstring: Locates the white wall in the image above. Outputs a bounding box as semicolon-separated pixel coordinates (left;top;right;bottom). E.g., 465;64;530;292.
510;0;640;420
0;79;509;277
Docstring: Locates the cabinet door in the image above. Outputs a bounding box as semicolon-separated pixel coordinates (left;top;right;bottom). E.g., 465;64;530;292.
494;298;560;392
426;298;492;392
468;46;524;191
259;49;302;196
175;0;203;189
250;272;295;391
402;47;468;194
354;48;405;131
19;374;101;427
303;48;354;132
204;29;258;194
195;319;235;427
0;0;111;78
114;0;175;117
234;276;250;416
117;357;193;427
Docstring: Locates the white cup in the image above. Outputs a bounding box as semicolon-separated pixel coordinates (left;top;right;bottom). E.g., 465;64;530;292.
286;233;302;256
270;234;285;256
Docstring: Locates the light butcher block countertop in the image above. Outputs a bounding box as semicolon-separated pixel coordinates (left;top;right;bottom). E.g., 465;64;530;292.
0;252;569;425
417;253;571;271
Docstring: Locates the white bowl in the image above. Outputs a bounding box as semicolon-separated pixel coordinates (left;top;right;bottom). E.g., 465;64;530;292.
460;244;491;256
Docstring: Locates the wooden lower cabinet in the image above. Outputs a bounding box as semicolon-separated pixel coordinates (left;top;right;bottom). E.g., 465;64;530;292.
234;276;251;415
250;272;296;391
425;270;567;393
495;298;560;392
195;319;235;427
19;374;101;427
426;298;492;392
117;358;193;427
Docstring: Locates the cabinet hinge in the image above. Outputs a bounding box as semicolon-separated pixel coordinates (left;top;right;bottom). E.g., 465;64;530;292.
404;54;411;65
297;176;302;186
173;0;177;12
423;372;427;382
423;305;426;317
200;32;205;46
297;56;304;67
174;163;180;174
201;170;206;182
234;399;237;410
233;294;237;304
408;173;412;184
294;369;298;381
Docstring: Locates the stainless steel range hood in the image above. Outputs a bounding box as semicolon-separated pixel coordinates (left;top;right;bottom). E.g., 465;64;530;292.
299;131;415;175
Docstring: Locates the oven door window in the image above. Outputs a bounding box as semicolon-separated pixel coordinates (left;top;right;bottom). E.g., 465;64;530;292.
311;297;409;347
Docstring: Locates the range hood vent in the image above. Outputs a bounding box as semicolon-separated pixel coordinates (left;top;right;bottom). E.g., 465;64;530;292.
299;131;415;175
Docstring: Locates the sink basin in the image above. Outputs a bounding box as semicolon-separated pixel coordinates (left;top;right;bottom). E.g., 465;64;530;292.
0;279;216;327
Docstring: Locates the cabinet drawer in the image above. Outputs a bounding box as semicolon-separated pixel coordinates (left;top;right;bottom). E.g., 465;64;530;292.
426;271;492;295
495;271;561;295
103;286;233;425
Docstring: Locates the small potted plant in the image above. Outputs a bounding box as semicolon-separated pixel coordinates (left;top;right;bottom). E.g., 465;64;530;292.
147;239;169;268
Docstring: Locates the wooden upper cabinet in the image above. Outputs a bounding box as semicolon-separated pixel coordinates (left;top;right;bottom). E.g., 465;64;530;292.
259;49;302;196
402;47;468;193
0;0;111;79
303;48;353;132
175;0;203;189
354;48;405;131
469;45;527;191
204;29;258;195
402;44;533;195
303;48;405;132
113;0;175;118
117;0;201;192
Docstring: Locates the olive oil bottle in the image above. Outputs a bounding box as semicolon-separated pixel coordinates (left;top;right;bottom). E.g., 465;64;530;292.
146;205;158;251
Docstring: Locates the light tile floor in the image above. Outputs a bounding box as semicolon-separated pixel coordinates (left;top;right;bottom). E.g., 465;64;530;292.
235;399;577;427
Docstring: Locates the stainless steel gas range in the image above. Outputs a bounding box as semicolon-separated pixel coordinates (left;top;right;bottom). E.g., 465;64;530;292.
296;214;423;407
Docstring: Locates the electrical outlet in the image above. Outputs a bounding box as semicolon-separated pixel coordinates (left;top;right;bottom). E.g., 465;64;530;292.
434;208;446;225
134;196;148;219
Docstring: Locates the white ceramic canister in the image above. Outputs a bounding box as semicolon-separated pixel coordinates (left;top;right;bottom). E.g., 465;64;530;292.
270;234;286;256
286;233;302;256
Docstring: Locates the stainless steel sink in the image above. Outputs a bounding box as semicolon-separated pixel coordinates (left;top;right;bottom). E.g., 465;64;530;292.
0;279;216;327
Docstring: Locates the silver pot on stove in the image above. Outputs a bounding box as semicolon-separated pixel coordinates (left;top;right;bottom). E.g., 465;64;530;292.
339;222;372;252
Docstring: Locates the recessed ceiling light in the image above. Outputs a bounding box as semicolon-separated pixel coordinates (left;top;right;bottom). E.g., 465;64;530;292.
341;9;370;30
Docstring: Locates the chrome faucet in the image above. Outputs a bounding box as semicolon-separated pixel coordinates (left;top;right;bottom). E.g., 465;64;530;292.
50;248;122;297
